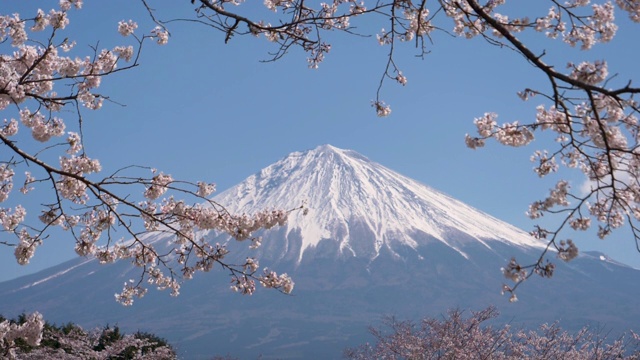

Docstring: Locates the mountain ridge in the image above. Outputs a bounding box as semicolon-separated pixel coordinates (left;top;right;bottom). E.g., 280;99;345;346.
214;144;545;264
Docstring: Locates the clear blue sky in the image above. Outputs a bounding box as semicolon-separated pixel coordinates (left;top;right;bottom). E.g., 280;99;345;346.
2;1;639;281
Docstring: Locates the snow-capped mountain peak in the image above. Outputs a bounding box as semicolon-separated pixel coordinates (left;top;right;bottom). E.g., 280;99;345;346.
214;145;545;262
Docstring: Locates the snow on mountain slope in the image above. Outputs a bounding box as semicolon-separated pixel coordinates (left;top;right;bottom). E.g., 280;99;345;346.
214;144;545;262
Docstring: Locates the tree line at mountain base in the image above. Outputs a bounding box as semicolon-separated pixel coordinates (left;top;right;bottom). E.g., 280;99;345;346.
0;313;175;359
3;307;639;359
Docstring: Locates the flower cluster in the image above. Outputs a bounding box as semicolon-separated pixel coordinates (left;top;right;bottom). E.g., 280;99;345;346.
19;109;66;143
466;113;534;148
115;280;149;306
533;0;618;49
617;0;640;22
570;217;591;231
404;8;433;41
197;181;216;197
0;206;26;232
0;119;18;138
372;101;392;117
259;268;295;294
118;19;138;36
151;26;169;45
395;71;407;86
14;229;41;265
264;0;294;12
557;239;579;261
0;164;14;202
501;257;526;283
443;0;487;39
535;105;571;134
57;156;102;204
531;151;558;178
494;121;534;147
568;60;609;85
0;312;44;358
526;180;570;219
230;275;257;295
108;198;295;304
144;172;174;200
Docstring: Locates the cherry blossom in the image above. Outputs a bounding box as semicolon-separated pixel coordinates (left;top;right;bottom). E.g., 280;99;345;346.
345;307;640;359
117;19;138;36
372;101;392;117
0;312;44;359
150;26;169;45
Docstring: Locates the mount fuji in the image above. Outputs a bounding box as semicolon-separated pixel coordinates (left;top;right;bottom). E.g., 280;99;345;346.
216;144;545;263
1;144;639;359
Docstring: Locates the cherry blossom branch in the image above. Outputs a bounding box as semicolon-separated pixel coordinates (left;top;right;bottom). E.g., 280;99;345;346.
460;0;640;299
1;3;301;306
465;0;639;96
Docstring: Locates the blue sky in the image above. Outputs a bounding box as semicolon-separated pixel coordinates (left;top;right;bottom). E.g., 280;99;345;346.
2;1;639;281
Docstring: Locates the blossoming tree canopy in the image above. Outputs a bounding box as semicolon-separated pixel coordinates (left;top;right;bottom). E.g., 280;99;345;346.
0;312;177;359
345;307;640;358
0;0;298;306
